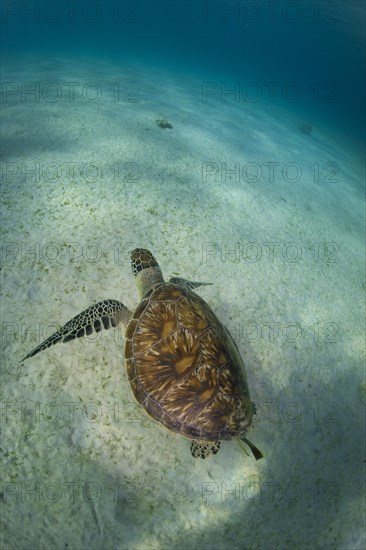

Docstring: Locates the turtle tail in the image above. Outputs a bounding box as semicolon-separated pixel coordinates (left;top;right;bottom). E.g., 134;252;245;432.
237;437;264;460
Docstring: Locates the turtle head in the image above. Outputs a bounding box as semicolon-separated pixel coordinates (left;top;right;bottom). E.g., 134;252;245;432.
131;248;164;297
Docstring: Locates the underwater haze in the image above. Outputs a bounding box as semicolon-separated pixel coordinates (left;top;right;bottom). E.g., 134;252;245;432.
1;1;365;550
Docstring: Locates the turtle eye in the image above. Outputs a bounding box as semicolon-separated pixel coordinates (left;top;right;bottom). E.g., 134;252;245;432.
134;260;143;274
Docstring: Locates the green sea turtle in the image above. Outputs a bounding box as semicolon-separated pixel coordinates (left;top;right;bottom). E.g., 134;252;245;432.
22;249;262;460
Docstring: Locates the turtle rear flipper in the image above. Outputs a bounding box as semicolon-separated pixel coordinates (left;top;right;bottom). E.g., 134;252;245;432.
190;440;221;459
21;299;132;361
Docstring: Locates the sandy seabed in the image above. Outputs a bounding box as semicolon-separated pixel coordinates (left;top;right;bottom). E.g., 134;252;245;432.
1;54;365;550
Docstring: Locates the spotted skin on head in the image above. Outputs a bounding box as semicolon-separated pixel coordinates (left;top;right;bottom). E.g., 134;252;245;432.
131;248;164;297
131;248;160;276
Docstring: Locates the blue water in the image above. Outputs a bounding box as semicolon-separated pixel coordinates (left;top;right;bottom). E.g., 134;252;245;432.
1;1;365;145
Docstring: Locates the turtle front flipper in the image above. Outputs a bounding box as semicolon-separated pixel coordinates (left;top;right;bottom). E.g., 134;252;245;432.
169;277;213;291
21;299;132;361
